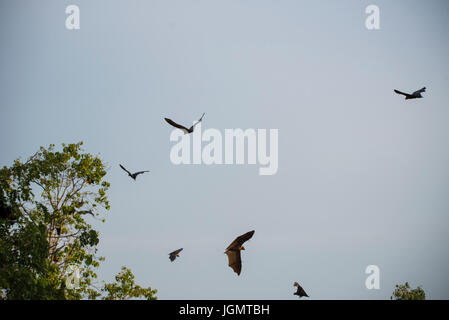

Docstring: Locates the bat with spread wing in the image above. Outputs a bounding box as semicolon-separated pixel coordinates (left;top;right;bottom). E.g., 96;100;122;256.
224;230;255;276
169;248;183;262
164;113;205;134
394;87;426;100
293;282;309;298
119;164;149;180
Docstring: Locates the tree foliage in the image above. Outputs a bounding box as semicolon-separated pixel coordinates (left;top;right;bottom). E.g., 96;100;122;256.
391;282;426;300
102;267;158;300
0;142;156;300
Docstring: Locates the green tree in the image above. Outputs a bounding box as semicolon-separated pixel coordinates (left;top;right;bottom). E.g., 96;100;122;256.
391;282;426;300
102;267;158;300
0;214;65;299
0;142;156;300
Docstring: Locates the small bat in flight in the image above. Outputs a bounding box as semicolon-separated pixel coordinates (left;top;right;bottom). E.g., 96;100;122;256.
169;248;183;262
293;282;309;298
119;164;149;180
164;113;205;134
394;87;426;100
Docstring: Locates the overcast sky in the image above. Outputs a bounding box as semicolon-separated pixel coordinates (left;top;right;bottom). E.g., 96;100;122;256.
1;0;449;299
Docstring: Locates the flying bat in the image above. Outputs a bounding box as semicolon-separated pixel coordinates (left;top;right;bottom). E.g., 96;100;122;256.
164;113;205;134
293;282;309;298
119;164;149;180
224;230;255;276
169;248;183;262
394;87;426;100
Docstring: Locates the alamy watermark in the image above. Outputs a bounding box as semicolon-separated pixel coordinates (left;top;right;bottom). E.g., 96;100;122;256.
65;5;80;30
168;124;279;176
365;5;380;30
365;265;380;290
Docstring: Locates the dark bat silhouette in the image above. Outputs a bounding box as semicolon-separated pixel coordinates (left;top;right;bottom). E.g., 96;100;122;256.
169;248;183;262
164;113;205;134
224;230;255;276
119;164;149;180
394;87;426;100
294;282;309;298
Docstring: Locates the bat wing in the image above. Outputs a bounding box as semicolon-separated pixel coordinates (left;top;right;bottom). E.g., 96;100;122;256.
413;87;426;95
119;164;132;176
226;230;255;250
165;118;190;132
394;89;412;98
225;249;242;275
297;287;309;297
134;171;149;176
170;248;183;255
191;113;205;130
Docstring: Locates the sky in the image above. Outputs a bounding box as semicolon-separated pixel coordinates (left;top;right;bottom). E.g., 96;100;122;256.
1;0;449;299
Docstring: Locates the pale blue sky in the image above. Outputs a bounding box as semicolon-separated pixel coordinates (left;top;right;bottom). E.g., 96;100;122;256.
1;0;449;299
